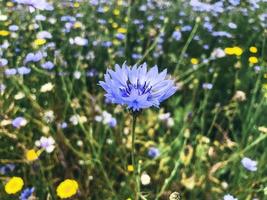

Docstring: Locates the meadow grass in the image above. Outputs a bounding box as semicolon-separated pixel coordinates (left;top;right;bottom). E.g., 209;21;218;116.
0;0;267;199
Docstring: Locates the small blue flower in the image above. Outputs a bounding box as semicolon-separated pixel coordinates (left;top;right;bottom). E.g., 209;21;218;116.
8;25;19;32
24;52;43;63
19;187;35;200
14;0;53;11
0;58;8;67
18;66;31;75
148;147;160;158
172;30;182;41
116;33;126;40
5;68;17;76
41;61;54;70
202;83;213;90
108;118;117;128
12;117;27;128
229;0;240;6
0;84;6;93
99;62;176;111
60;122;68;129
0;164;15;175
241;157;257;172
224;194;238;200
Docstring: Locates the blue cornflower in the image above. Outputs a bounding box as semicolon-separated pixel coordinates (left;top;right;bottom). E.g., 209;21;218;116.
18;66;31;75
0;84;6;93
12;117;27;128
14;0;53;11
19;187;35;200
0;58;8;67
41;61;54;70
0;164;15;175
229;0;240;6
8;25;19;32
202;83;213;90
172;30;182;41
99;62;176;111
148;147;160;158
241;157;257;172
24;52;43;64
5;68;17;76
224;194;238;200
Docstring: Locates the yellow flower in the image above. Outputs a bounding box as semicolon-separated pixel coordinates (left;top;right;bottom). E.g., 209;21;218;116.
103;6;109;12
118;0;123;6
249;46;257;53
113;9;120;16
224;47;243;56
262;83;267;90
112;39;120;46
249;56;258;64
127;165;134;172
6;2;14;7
0;30;10;36
5;177;24;194
190;58;199;65
73;2;80;8
34;38;46;46
26;149;39;161
224;47;235;55
117;27;127;34
232;46;243;56
73;22;82;29
112;22;118;29
56;179;79;199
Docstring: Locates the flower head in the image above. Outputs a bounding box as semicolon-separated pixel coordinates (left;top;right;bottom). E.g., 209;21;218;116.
35;136;55;153
241;157;257;172
12;117;27;128
5;177;24;194
148;147;160;158
224;194;238;200
95;111;117;127
14;0;53;11
99;62;176;111
19;187;35;200
0;164;15;175
25;149;39;161
56;179;78;199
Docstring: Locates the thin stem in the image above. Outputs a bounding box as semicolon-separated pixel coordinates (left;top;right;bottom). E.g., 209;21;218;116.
174;17;200;75
131;113;139;200
155;133;187;200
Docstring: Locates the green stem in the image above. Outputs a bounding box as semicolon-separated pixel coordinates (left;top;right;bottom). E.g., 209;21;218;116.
174;17;200;75
39;161;56;200
131;114;139;200
156;133;187;200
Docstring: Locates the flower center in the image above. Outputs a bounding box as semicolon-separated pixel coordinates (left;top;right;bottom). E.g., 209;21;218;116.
120;80;152;97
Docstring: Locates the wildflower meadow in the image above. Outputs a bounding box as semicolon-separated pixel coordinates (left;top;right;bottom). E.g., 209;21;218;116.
1;0;267;199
